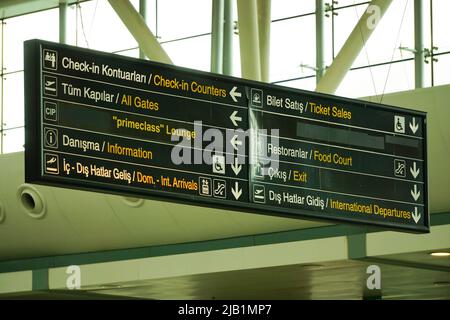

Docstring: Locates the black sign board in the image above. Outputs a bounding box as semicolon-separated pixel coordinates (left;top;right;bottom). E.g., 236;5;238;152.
25;40;429;233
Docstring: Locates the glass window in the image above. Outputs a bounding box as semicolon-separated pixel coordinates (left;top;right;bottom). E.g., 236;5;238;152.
157;0;212;42
3;9;58;73
275;77;317;92
335;0;370;8
432;0;450;54
1;20;4;152
67;0;139;53
66;4;77;46
333;4;368;58
0;21;3;72
141;0;158;34
270;15;316;83
116;48;140;59
422;0;432;54
271;0;315;20
232;33;242;78
336;60;414;98
336;67;377;98
0;77;2;132
3;72;24;129
433;53;450;86
162;35;211;72
323;9;334;67
335;1;414;69
2;127;24;154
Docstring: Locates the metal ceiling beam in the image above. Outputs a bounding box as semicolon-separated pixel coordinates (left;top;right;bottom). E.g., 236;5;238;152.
316;0;393;94
257;0;271;83
108;0;172;64
237;0;261;81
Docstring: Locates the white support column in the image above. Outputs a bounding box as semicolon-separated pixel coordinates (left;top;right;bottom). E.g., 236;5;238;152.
316;0;393;94
222;0;234;76
211;0;224;74
237;0;261;81
139;0;147;59
59;0;68;44
257;0;271;83
316;0;325;83
414;0;425;88
108;0;172;64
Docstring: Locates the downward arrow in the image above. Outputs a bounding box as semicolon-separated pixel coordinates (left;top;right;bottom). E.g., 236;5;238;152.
231;157;242;176
412;207;421;224
229;86;242;103
409;117;419;134
230;135;242;151
410;162;420;179
231;182;242;200
411;184;421;201
229;110;242;127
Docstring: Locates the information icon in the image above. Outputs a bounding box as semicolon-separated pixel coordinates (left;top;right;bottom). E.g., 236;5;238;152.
44;127;58;149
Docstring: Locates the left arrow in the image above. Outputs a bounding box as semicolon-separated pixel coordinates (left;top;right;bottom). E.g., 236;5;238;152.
230;135;242;151
230;110;242;127
229;86;242;103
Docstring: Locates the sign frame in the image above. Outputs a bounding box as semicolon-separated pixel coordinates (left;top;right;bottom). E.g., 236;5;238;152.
25;39;429;233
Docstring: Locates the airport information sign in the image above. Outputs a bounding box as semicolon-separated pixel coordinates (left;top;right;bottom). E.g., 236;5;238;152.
25;40;429;233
